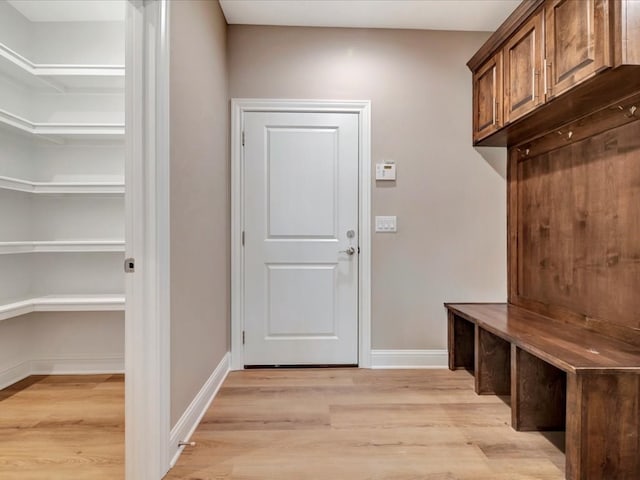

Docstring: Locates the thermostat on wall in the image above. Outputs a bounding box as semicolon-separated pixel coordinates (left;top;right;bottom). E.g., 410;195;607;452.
376;162;396;181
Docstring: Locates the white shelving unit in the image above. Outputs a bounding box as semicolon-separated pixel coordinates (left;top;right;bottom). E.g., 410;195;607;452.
0;109;124;142
0;240;125;254
0;175;124;194
0;42;125;92
0;295;125;322
0;0;126;386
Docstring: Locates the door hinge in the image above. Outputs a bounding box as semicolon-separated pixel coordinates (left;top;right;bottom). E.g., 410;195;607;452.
242;231;245;246
357;246;360;254
242;131;245;146
242;330;245;345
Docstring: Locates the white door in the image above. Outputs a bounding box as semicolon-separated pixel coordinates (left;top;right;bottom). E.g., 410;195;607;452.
243;111;359;366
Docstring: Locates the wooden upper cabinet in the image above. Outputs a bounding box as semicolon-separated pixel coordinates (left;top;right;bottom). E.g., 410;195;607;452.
617;0;640;65
545;0;612;98
504;11;545;123
473;52;503;142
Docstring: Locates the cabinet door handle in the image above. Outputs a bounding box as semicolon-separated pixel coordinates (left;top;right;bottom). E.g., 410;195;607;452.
546;61;553;96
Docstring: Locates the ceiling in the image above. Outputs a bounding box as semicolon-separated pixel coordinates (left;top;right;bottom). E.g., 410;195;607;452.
219;0;521;32
7;0;125;22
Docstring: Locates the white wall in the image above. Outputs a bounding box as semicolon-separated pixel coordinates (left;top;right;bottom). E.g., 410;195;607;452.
0;311;124;389
228;26;507;351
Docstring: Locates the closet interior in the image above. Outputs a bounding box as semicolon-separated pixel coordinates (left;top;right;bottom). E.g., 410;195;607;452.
0;0;126;387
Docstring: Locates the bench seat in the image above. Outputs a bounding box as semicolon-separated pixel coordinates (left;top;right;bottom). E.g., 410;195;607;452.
445;302;640;480
446;303;640;374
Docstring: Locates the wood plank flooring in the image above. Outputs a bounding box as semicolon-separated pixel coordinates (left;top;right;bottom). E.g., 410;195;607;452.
0;374;124;480
0;369;565;479
167;368;565;480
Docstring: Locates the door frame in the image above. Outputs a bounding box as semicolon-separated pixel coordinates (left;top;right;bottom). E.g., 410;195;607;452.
230;99;372;370
125;1;171;478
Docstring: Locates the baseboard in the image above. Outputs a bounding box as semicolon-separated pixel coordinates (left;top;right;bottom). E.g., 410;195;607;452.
0;359;31;390
0;354;124;390
370;349;448;369
30;354;124;375
169;352;230;468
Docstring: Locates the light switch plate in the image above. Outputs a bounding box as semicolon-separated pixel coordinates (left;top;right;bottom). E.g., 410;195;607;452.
375;216;397;232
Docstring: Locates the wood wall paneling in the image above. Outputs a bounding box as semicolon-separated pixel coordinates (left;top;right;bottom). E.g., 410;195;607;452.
514;120;640;340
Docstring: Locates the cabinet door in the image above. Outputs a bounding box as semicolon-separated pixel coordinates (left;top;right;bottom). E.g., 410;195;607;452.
473;52;503;142
545;0;611;98
504;11;544;123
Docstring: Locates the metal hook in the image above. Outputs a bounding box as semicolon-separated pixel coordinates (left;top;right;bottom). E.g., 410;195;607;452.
626;105;637;118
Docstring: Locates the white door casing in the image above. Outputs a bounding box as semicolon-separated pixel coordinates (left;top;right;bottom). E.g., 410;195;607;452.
243;111;359;365
125;1;171;478
231;100;372;370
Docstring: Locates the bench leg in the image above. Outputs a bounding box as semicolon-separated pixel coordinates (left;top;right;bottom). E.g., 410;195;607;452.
565;373;640;480
447;311;474;371
475;326;510;395
511;345;566;431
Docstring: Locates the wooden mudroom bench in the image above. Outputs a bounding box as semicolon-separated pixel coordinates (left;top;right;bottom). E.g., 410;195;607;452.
445;303;640;480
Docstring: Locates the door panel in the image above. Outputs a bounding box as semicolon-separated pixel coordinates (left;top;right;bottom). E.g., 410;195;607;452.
504;11;544;123
243;111;359;366
473;52;503;142
267;128;337;238
546;0;611;98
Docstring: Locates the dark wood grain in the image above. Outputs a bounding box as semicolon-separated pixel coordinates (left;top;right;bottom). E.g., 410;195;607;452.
511;345;566;431
566;372;640;480
447;311;474;371
475;327;511;395
516;120;640;343
507;150;519;304
473;52;503;142
503;10;545;123
545;0;612;99
467;0;544;72
614;0;640;66
514;90;640;158
445;303;640;373
476;65;640;147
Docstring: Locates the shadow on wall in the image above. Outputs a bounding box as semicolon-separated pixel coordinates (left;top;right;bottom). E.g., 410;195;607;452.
475;146;507;179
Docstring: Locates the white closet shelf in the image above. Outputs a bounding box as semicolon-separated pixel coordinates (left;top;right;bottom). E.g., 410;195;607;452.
0;294;125;322
0;43;124;92
0;240;125;254
0;175;124;194
0;109;125;142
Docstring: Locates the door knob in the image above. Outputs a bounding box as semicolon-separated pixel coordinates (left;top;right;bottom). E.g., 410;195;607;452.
339;246;356;256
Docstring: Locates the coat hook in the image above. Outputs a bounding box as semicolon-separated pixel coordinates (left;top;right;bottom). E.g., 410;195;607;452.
626;105;637;118
517;147;530;157
566;130;573;140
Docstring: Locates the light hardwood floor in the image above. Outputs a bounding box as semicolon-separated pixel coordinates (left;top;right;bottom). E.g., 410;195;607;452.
167;368;565;480
0;369;565;480
0;374;124;480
